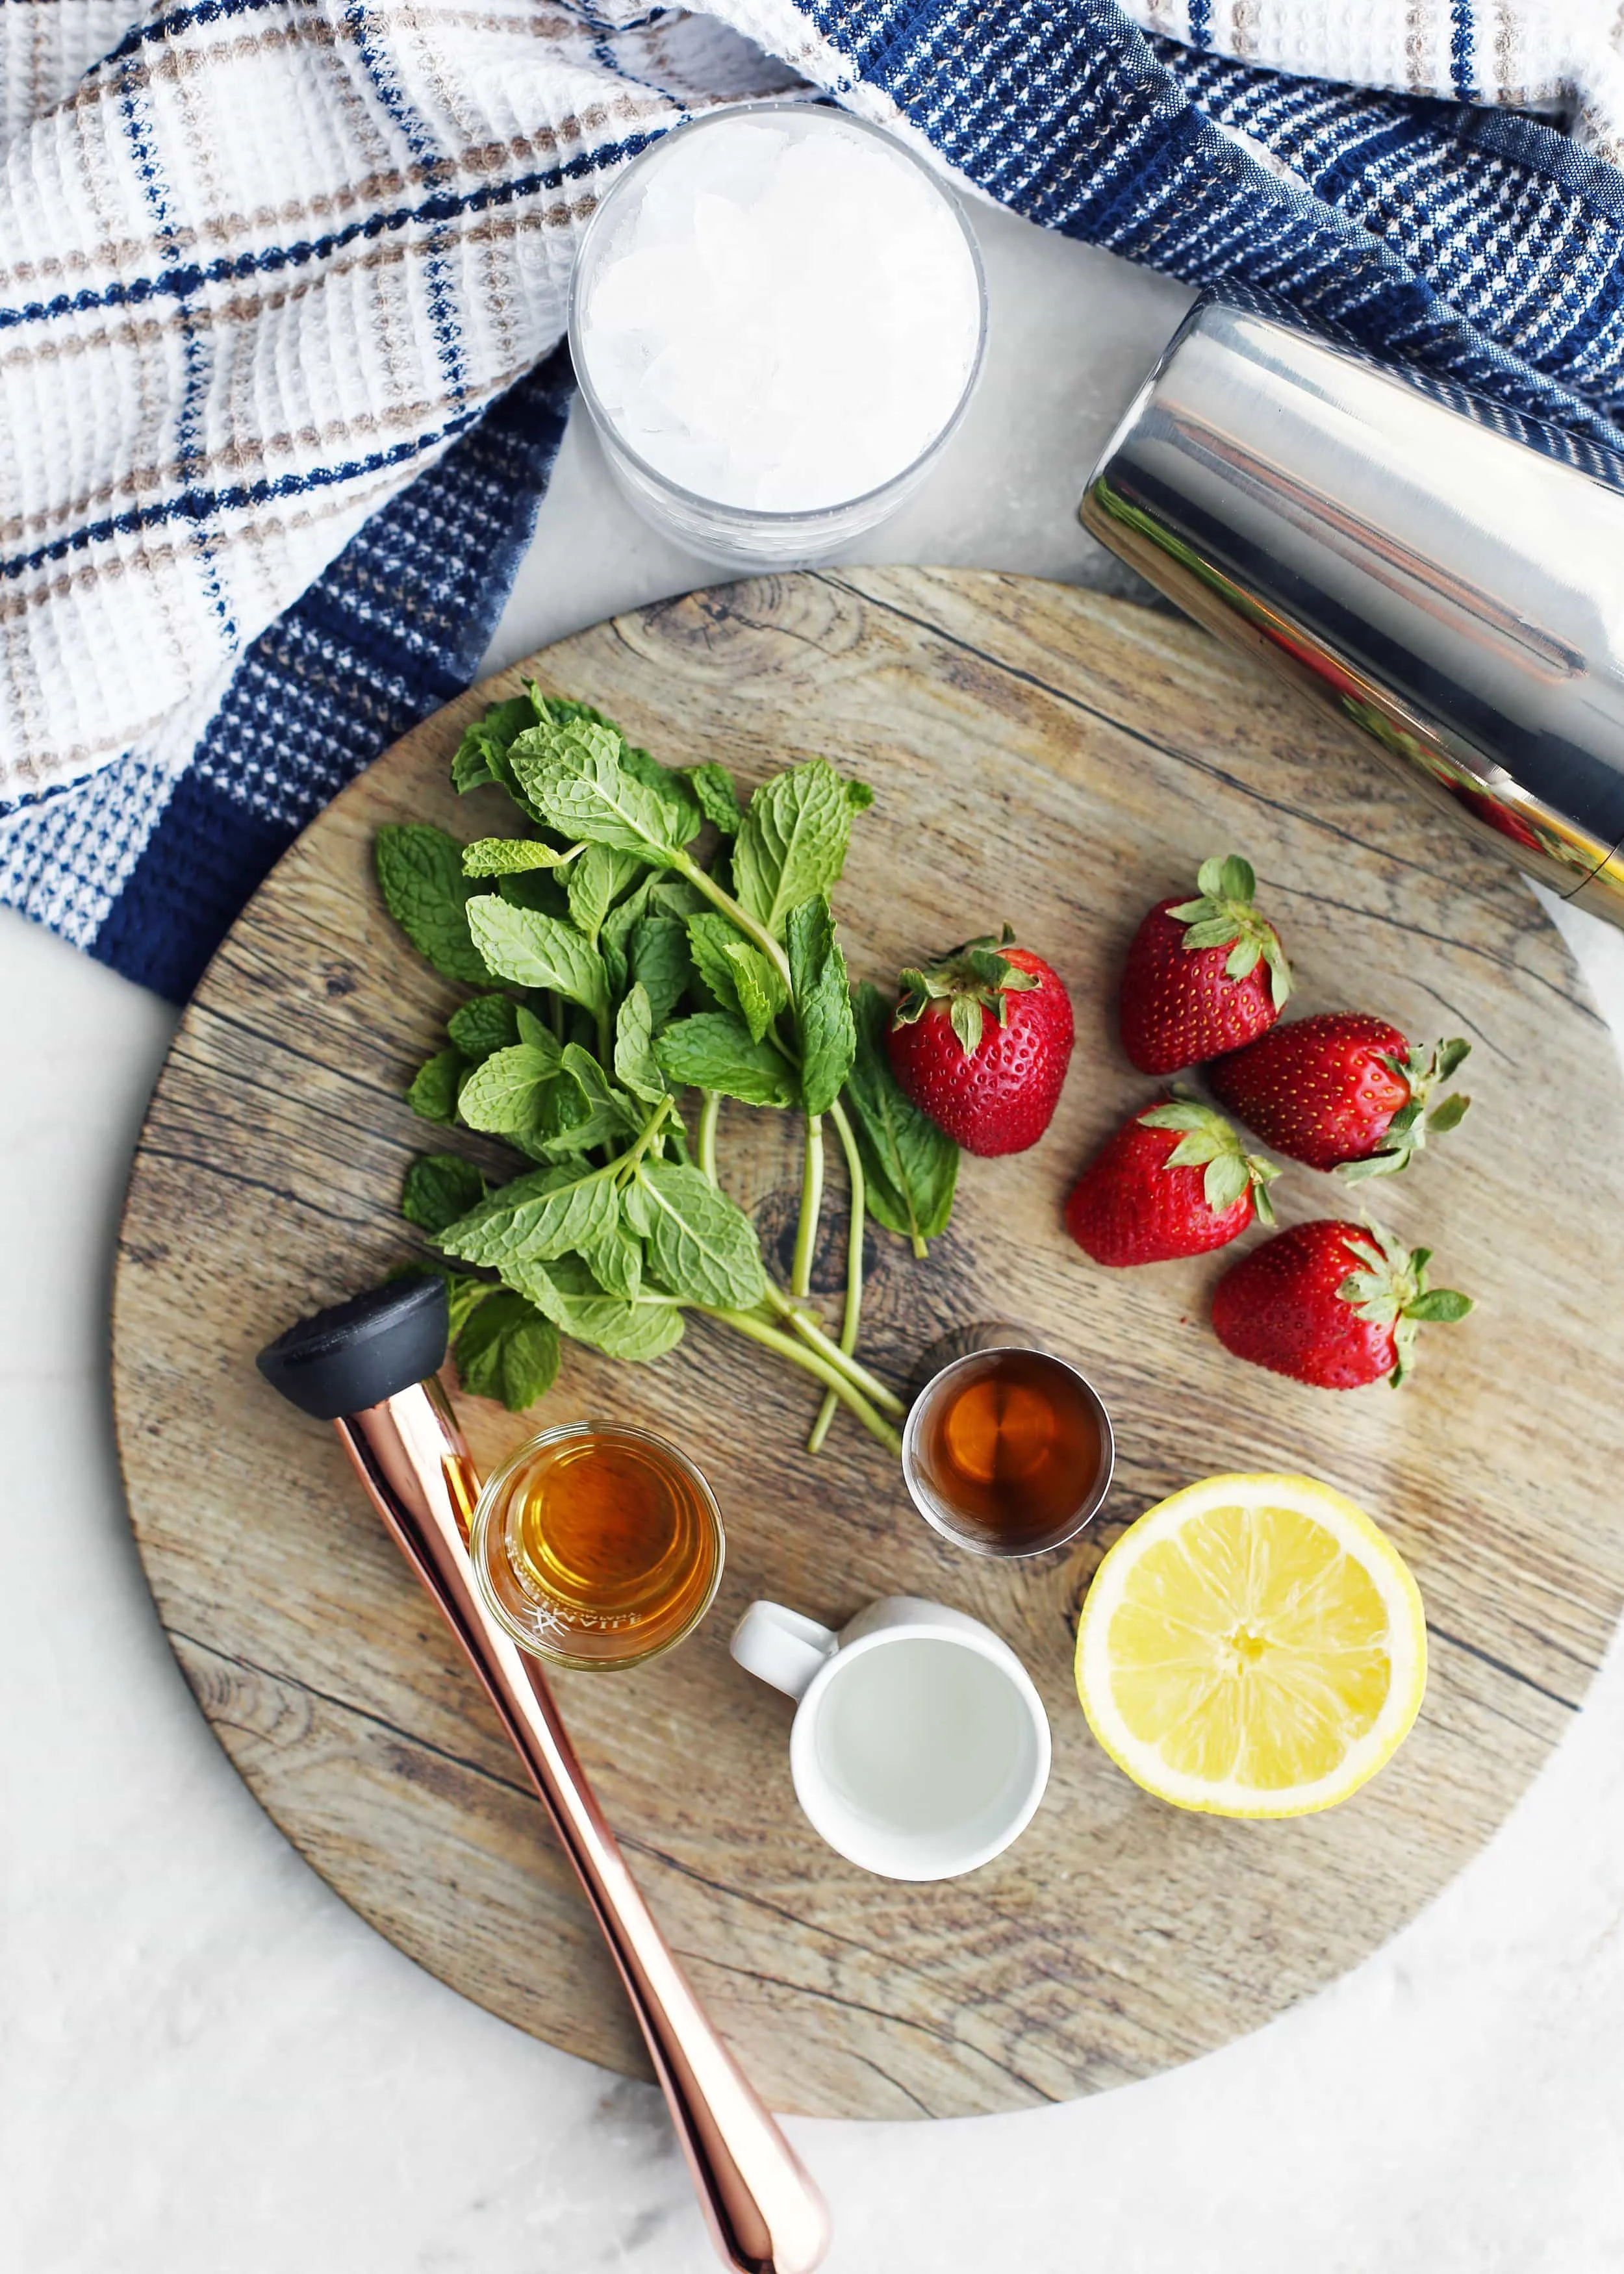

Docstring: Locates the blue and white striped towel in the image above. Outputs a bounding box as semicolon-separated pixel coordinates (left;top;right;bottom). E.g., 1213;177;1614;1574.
5;0;1624;999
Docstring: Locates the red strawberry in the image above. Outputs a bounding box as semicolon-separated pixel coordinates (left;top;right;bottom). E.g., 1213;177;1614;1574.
1119;855;1293;1075
888;929;1074;1156
1212;1219;1471;1389
1065;1096;1278;1265
1210;1015;1470;1178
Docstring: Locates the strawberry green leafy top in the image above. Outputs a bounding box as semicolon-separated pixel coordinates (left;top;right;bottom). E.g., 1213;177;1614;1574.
1339;1223;1473;1386
893;924;1041;1057
1169;855;1293;1011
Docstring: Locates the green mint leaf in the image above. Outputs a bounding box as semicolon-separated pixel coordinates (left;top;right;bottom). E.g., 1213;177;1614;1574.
451;695;538;795
618;739;704;842
615;985;670;1105
462;839;577;878
733;759;858;939
580;1222;644;1302
439;1159;623;1269
689;913;789;1040
726;940;788;1044
466;899;608;1016
405;1046;466;1124
457;1039;565;1139
648;873;708;918
600;872;655;999
496;868;571;919
566;839;616;943
513;1068;598;1163
637;1159;768;1310
446;994;522;1064
787;894;856;1115
844;983;958;1246
687;761;744;835
557;1043;642;1139
510;1254;687;1361
510;720;685;863
375;824;491;985
529;691;614;732
629;915;693;1032
845;779;875;811
453;1288;561;1411
657;1013;798;1109
402;1152;487;1235
685;911;746;1019
567;840;644;944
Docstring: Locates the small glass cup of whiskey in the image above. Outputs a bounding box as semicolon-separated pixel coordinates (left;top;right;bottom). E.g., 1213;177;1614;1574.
902;1326;1115;1559
470;1421;724;1669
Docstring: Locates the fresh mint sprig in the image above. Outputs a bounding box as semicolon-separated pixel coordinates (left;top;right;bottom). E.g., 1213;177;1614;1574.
374;686;950;1448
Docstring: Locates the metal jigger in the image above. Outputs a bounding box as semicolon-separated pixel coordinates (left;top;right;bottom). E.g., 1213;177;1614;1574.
1081;298;1624;926
257;1276;829;2274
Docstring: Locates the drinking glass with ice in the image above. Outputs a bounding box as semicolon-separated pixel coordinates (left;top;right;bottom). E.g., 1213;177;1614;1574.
568;103;986;564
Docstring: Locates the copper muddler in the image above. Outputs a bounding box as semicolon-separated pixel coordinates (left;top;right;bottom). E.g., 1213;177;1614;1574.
257;1277;830;2274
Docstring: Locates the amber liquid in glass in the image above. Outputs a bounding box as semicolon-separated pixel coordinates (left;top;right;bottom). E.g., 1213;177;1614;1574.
917;1350;1103;1551
493;1428;720;1667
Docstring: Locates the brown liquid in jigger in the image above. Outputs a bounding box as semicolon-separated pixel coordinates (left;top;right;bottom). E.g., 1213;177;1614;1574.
921;1351;1102;1550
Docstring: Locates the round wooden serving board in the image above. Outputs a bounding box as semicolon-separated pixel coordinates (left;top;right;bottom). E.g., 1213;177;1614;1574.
114;569;1624;2121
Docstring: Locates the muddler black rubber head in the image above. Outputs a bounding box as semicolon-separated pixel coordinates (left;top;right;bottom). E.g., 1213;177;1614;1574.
256;1276;450;1421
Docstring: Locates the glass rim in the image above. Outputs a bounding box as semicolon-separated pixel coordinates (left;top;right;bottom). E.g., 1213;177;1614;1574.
469;1419;725;1671
566;97;989;528
900;1344;1117;1560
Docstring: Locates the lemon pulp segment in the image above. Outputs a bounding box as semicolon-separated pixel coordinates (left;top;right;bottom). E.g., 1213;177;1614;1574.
1075;1473;1427;1818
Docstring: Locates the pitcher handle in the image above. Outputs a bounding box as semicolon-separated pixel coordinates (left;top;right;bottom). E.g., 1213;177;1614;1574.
730;1602;838;1702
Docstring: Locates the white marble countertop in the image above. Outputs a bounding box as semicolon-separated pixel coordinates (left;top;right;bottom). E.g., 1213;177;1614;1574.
9;202;1624;2274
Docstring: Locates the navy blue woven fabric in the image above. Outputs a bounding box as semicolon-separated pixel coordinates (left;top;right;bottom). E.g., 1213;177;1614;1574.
808;0;1624;442
7;0;1624;1002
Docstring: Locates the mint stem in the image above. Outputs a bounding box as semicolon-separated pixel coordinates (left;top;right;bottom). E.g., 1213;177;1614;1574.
763;1282;903;1416
696;1090;720;1185
791;1112;824;1298
707;1309;902;1456
672;850;794;991
618;1094;674;1177
808;1098;866;1455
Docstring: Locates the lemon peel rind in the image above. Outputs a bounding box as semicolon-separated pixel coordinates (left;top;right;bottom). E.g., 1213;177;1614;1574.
1075;1472;1427;1820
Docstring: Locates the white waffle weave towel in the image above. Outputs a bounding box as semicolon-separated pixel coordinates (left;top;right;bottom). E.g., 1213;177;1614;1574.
3;0;1623;822
1117;1;1624;159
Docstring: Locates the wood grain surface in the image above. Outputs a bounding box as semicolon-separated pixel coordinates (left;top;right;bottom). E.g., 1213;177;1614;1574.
113;569;1624;2121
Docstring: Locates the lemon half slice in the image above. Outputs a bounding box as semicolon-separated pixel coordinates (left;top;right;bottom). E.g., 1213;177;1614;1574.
1076;1473;1426;1818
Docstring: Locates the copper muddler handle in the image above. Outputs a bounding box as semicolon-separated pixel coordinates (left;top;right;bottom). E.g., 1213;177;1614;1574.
335;1374;830;2274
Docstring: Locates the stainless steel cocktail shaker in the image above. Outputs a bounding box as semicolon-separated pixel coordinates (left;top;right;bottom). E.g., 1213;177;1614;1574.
1081;299;1624;926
